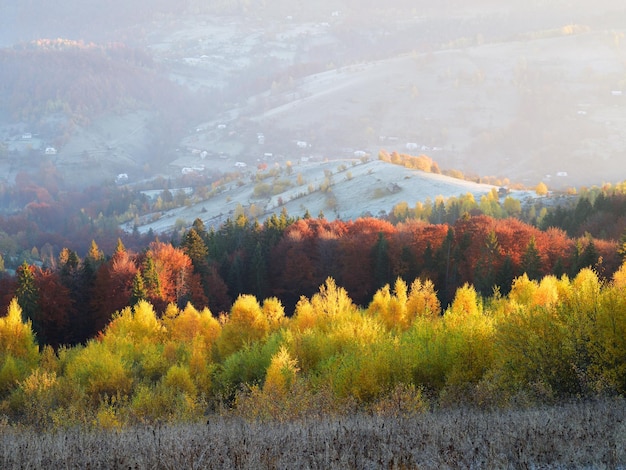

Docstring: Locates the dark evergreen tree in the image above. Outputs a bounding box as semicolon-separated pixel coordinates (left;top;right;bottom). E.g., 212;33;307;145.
521;236;542;280
130;271;147;306
182;228;209;265
593;192;609;212
497;255;516;296
372;232;392;288
618;229;626;261
572;198;593;234
142;252;161;299
76;240;105;343
553;257;566;278
401;245;420;282
250;241;269;300
431;199;446;224
182;227;216;303
475;230;501;297
192;217;207;235
59;248;80;277
192;218;208;244
227;252;245;298
436;226;459;305
578;236;599;271
85;240;104;272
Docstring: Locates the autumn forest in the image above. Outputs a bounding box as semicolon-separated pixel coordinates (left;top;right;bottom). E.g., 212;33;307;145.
1;177;626;428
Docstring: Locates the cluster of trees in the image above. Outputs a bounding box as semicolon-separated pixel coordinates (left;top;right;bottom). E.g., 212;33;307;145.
0;238;222;348
3;146;626;278
388;180;626;237
541;185;626;240
378;150;441;174
0;210;620;350
0;178;158;268
2;264;626;427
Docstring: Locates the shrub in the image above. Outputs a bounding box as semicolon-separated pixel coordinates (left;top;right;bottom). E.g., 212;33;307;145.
163;364;196;398
65;341;133;403
370;383;429;417
213;333;283;404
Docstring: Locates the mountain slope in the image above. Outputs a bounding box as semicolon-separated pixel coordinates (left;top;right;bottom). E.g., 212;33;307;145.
131;158;533;234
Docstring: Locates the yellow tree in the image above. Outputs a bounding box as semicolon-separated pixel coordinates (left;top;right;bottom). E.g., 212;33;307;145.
535;181;549;196
262;297;287;332
406;278;440;322
163;302;221;350
590;275;626;393
104;300;164;346
291;277;358;333
367;278;409;331
508;273;538;307
613;261;626;289
218;294;269;358
0;299;39;361
0;299;40;395
263;346;299;397
444;284;494;387
310;277;358;320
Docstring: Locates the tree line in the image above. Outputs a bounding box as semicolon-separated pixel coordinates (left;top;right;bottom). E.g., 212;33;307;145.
0;209;620;349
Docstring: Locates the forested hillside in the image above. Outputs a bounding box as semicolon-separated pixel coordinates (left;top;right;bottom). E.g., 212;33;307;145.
0;39;201;132
0;199;622;347
0;177;625;439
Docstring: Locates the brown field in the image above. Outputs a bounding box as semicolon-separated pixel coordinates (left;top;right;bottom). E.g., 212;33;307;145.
0;399;624;469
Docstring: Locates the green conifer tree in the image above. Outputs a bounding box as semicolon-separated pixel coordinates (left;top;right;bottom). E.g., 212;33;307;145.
16;262;41;343
142;252;161;298
521;236;542;280
130;272;147;306
372;232;392;288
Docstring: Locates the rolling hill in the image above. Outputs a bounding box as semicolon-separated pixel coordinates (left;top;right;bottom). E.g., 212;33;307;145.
129;157;536;234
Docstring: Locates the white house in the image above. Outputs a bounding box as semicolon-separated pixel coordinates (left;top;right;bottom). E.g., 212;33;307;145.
44;147;57;155
115;173;129;184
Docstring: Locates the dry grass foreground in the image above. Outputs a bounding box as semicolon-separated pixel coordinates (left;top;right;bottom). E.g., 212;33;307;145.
0;399;623;469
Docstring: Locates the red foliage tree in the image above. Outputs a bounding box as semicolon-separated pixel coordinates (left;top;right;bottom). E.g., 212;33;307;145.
339;218;396;305
90;248;138;333
35;268;73;348
148;241;197;309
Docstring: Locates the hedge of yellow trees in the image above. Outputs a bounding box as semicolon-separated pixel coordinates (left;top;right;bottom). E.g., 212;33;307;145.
2;264;626;428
